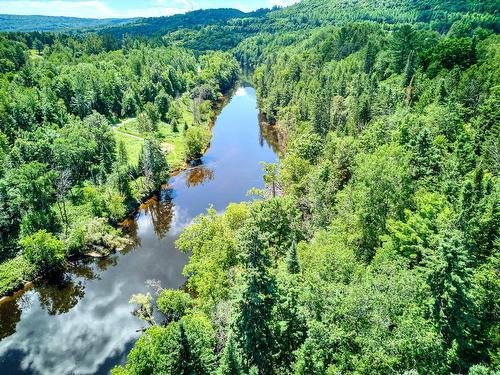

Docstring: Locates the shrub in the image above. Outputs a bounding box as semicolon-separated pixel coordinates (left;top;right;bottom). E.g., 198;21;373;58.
0;256;35;296
20;230;65;271
65;217;124;256
185;126;210;159
157;289;193;321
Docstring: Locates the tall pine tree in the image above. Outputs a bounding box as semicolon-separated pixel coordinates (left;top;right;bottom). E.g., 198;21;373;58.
275;243;306;373
232;222;276;374
217;335;243;375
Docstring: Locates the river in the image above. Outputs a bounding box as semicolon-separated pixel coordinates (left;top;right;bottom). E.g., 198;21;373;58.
0;86;279;374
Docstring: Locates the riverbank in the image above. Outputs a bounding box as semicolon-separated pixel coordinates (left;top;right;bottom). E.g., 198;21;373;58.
0;86;235;300
0;85;280;374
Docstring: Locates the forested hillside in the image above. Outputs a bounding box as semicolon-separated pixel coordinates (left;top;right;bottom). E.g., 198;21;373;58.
0;14;136;32
99;8;269;39
113;1;499;375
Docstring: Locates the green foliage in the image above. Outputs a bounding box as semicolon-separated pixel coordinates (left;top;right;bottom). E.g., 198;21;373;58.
185;126;211;159
232;222;277;374
157;289;193;321
113;314;216;375
3;161;58;237
176;204;248;310
3;1;500;374
0;256;35;296
139;137;169;192
199;51;240;93
64;216;124;256
216;335;243;375
20;230;64;271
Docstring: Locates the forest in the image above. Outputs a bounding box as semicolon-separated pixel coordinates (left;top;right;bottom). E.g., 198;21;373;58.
0;31;240;295
0;0;499;374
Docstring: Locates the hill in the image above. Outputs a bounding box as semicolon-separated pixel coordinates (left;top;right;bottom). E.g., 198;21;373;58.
98;8;269;38
0;14;136;32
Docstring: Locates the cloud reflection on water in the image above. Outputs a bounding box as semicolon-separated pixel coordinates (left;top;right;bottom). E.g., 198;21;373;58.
0;86;279;374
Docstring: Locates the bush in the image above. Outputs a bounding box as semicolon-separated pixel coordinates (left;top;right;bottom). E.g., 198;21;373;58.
157;289;193;321
65;217;125;256
0;256;35;296
20;230;65;271
185;126;210;159
112;314;216;375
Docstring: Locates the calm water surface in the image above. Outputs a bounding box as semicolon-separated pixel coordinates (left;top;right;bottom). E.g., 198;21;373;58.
0;86;278;374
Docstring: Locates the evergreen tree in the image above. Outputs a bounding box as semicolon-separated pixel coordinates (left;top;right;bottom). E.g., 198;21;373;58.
177;323;193;375
117;140;129;166
141;137;168;191
411;127;440;181
172;117;179;133
404;50;416;88
275;243;306;373
391;25;417;73
364;40;377;74
286;241;300;275
232;222;276;374
312;88;330;137
217;335;243;375
459;169;499;263
423;232;476;369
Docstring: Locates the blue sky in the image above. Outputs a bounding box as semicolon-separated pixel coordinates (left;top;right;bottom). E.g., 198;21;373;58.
0;0;301;18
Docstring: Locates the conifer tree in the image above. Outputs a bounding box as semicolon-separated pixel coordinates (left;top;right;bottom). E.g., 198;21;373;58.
232;222;276;374
423;232;476;369
286;241;300;275
364;40;377;74
275;243;306;373
411;127;440;181
217;335;243;375
177;323;193;375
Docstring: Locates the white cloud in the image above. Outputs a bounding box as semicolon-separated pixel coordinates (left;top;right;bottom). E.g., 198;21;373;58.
0;1;191;19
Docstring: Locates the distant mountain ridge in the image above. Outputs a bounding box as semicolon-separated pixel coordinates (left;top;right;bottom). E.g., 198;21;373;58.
0;8;270;34
0;14;137;32
95;8;270;38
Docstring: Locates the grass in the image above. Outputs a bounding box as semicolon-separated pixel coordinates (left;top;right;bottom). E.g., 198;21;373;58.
0;256;36;296
114;131;144;167
113;94;210;171
114;120;187;170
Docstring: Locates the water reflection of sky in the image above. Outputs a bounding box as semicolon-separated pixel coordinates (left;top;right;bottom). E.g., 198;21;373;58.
0;86;278;374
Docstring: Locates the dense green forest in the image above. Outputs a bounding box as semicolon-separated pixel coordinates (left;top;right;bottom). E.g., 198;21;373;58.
0;0;499;374
0;31;239;295
114;1;499;374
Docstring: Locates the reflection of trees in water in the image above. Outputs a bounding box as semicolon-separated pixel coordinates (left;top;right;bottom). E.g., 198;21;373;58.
96;254;120;272
36;273;85;316
120;217;140;253
140;194;175;240
0;297;22;340
0;260;101;339
67;259;99;281
259;113;282;154
185;163;215;188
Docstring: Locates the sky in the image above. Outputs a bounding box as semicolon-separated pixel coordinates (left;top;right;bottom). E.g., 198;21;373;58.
0;0;301;18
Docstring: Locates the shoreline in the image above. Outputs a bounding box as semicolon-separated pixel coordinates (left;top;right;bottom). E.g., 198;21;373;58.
0;83;240;301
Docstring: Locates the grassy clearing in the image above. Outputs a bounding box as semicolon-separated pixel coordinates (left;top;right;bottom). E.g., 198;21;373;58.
0;256;35;296
114;120;187;169
114;131;144;167
113;94;211;171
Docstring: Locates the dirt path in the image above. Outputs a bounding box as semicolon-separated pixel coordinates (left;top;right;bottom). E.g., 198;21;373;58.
112;118;144;140
113;118;175;151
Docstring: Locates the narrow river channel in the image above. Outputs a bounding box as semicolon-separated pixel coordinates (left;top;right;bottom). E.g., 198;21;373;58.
0;86;279;374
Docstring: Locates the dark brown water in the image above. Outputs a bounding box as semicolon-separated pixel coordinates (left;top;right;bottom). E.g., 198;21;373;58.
0;86;278;374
